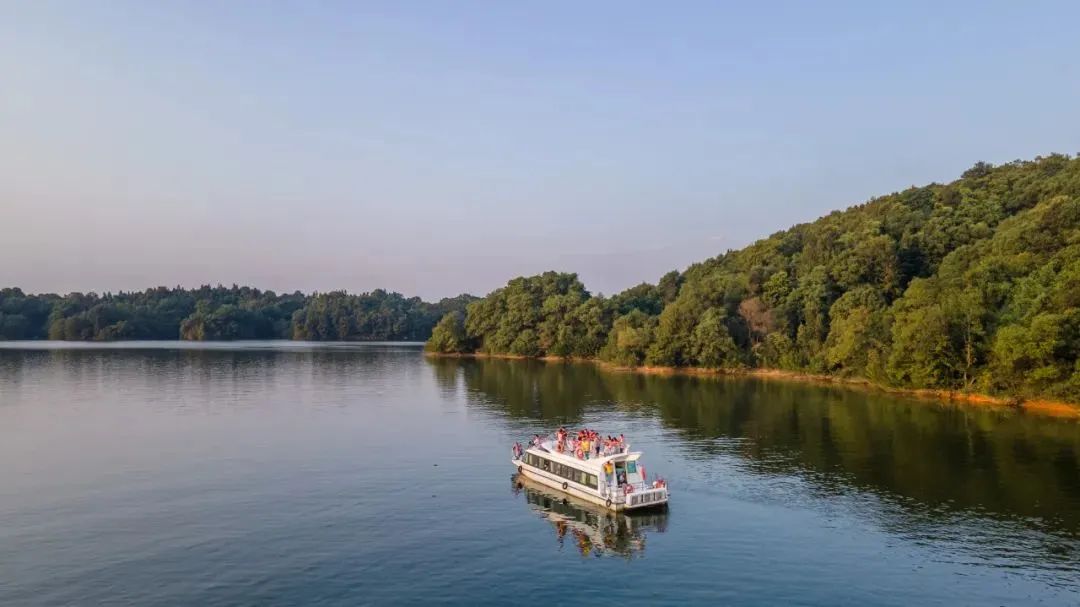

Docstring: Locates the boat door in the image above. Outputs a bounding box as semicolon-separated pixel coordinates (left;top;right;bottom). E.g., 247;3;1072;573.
614;461;628;487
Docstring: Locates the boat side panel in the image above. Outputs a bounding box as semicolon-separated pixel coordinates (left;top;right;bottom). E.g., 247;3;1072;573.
514;461;623;511
515;450;669;511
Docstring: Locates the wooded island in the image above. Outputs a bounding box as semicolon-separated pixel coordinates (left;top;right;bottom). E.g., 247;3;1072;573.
0;287;475;342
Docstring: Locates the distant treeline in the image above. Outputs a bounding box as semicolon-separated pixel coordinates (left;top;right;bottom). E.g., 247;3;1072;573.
0;286;476;342
428;154;1080;402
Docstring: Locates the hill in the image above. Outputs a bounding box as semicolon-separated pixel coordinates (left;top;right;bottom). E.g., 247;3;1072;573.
428;154;1080;403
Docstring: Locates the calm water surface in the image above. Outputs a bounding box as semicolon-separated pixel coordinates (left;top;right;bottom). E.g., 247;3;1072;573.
1;342;1079;606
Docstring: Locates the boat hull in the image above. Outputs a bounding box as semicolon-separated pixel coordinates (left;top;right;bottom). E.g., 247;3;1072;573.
512;460;668;512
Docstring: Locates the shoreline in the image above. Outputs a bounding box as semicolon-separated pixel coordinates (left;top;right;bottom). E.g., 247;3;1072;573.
424;351;1080;419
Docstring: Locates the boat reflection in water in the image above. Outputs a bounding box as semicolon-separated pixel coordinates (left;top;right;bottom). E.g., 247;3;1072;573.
512;473;668;559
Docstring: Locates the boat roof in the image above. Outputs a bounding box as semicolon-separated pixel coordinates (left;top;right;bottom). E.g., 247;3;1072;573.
526;440;640;470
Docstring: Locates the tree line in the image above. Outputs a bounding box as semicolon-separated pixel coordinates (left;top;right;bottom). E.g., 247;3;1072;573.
0;285;475;342
428;154;1080;402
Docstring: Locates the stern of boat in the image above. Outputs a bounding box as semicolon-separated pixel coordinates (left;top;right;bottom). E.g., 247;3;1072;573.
623;486;668;510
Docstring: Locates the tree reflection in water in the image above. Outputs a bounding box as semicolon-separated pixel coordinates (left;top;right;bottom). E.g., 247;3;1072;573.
512;474;668;559
429;356;1080;538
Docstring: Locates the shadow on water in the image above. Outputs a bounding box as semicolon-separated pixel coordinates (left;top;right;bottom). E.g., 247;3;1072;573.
428;357;605;421
511;473;668;560
427;357;1080;544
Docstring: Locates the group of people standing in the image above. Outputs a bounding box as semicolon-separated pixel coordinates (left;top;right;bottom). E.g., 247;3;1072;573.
553;428;627;460
513;429;629;461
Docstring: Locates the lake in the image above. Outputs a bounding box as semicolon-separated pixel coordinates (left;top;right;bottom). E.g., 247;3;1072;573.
1;342;1078;606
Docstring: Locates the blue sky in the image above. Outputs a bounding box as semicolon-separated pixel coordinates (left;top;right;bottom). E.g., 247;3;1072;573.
2;1;1078;300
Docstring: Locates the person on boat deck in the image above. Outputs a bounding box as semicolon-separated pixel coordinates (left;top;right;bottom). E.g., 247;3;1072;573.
604;436;618;455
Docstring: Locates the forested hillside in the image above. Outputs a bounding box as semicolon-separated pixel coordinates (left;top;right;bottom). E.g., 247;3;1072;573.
428;155;1080;402
0;286;474;342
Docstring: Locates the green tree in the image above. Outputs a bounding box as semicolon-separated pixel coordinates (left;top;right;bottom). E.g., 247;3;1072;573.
426;311;470;353
824;286;889;379
689;308;741;368
600;310;657;367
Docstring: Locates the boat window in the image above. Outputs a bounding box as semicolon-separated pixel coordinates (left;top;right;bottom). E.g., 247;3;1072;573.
626;461;637;474
532;458;596;488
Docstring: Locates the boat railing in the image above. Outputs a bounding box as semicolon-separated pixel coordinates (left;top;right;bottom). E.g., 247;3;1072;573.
600;480;662;500
536;436;630;458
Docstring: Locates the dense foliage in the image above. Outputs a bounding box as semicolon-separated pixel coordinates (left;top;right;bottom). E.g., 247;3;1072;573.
0;286;474;342
428;155;1080;402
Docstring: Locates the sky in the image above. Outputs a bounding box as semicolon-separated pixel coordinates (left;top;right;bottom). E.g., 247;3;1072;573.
2;1;1079;300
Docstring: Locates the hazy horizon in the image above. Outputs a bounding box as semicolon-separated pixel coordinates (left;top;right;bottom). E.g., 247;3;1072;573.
3;2;1079;300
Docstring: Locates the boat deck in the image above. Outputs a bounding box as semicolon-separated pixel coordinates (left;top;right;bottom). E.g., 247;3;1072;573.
529;439;634;468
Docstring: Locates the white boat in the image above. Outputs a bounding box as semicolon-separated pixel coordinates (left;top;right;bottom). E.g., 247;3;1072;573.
511;432;669;512
513;473;668;558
